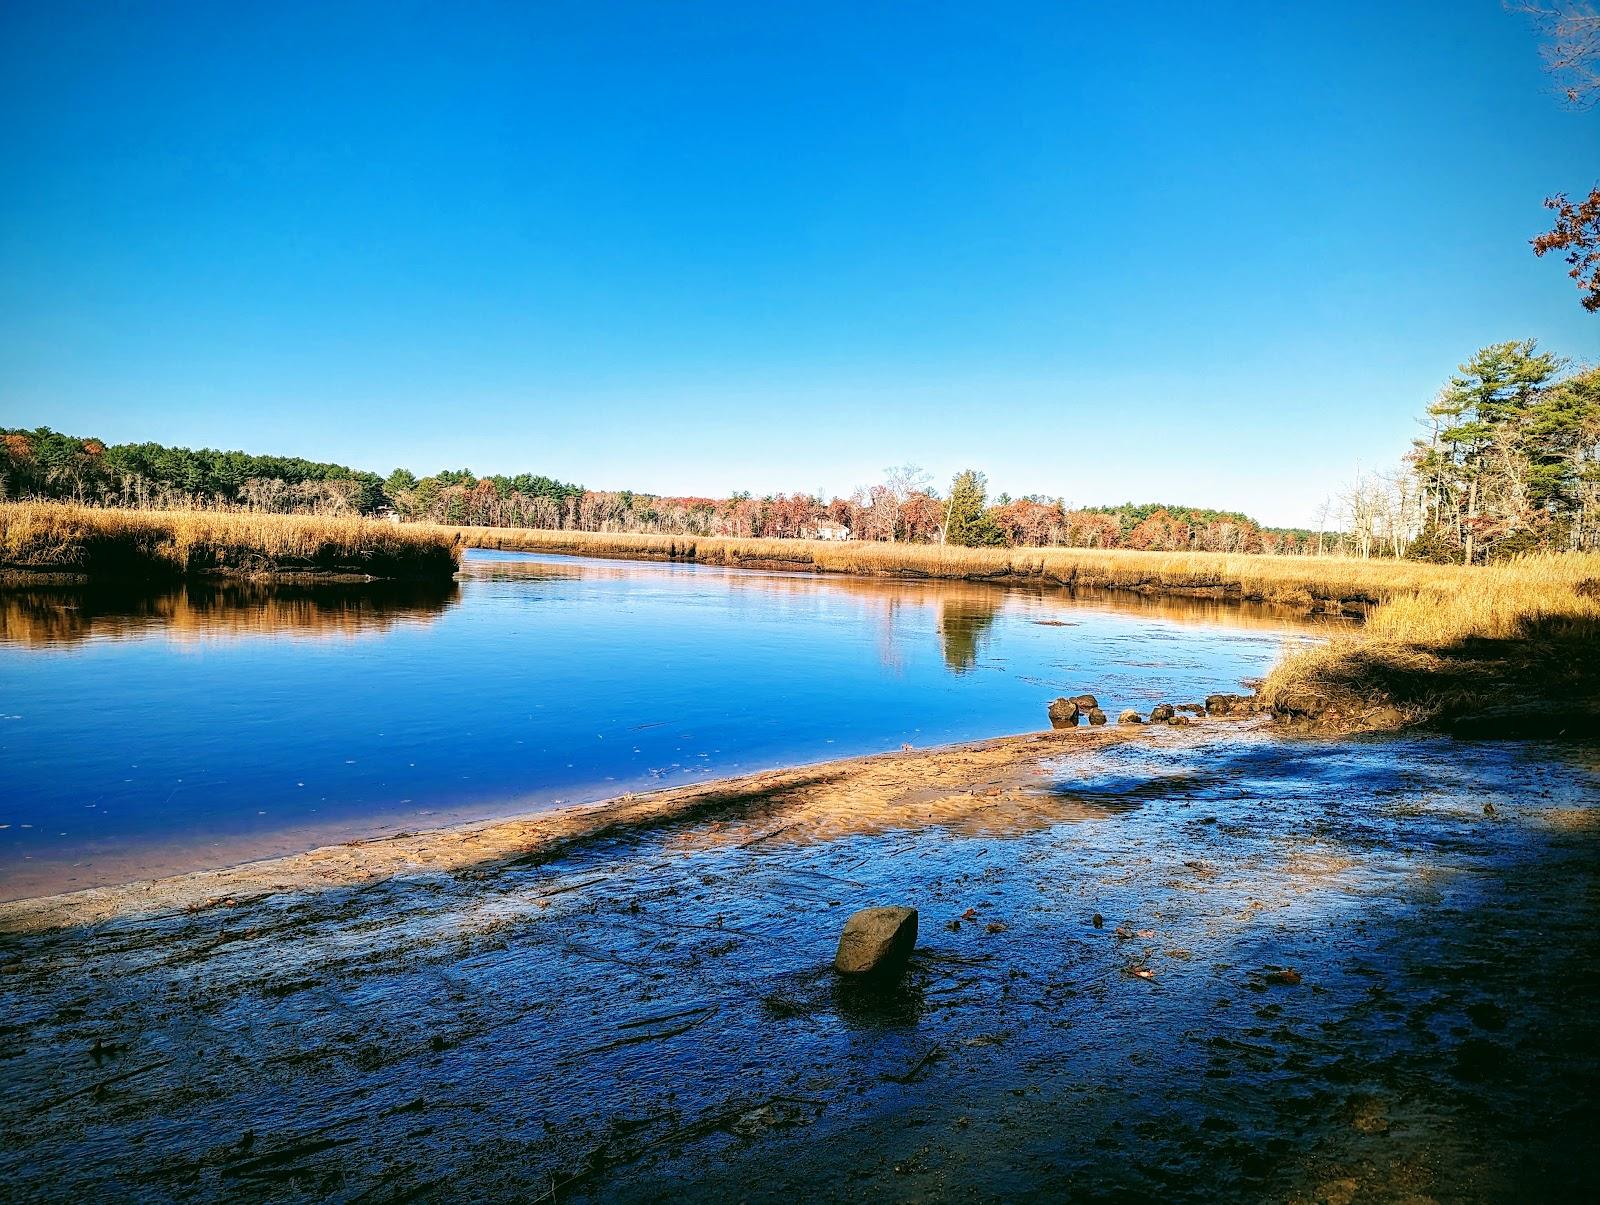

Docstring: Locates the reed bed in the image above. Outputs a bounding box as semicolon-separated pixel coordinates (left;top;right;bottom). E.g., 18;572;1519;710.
1259;551;1600;729
444;526;1475;611
0;502;460;581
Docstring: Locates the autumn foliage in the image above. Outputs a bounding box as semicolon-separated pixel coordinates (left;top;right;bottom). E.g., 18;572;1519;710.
1532;186;1600;312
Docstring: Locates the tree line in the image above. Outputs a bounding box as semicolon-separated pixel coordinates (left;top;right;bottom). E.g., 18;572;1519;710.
2;426;1325;553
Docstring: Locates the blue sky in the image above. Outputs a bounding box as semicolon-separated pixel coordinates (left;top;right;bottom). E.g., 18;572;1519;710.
1;1;1595;527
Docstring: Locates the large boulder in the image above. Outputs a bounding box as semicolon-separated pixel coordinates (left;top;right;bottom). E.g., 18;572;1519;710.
1149;703;1176;723
1087;707;1108;726
835;906;918;976
1118;709;1143;725
1069;693;1099;710
1047;698;1081;728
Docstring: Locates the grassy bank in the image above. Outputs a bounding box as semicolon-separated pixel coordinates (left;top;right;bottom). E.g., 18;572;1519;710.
0;502;460;581
444;526;1475;611
1261;551;1600;731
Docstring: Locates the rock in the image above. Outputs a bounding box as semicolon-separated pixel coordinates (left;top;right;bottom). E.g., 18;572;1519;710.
1047;698;1081;728
1117;709;1143;725
1068;693;1099;710
1205;693;1255;716
1175;703;1205;715
1087;707;1107;726
1149;703;1176;723
835;906;918;976
1168;714;1192;727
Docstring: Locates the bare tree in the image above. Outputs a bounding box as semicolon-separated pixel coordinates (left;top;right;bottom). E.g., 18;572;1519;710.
1510;2;1600;106
881;464;931;542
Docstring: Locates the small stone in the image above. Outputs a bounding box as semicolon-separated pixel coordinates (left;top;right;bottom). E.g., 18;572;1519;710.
835;906;918;976
1117;709;1143;725
1087;707;1107;726
1047;698;1081;728
1168;715;1192;727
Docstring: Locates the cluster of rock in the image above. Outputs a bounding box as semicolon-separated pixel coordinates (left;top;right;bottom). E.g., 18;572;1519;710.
1047;694;1107;728
1048;691;1262;729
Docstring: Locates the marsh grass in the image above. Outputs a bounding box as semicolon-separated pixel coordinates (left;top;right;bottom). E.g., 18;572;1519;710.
1259;552;1600;729
0;502;460;581
443;526;1475;610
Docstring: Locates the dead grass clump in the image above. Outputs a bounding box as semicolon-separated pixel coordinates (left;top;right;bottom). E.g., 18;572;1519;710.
1260;552;1600;730
0;502;460;581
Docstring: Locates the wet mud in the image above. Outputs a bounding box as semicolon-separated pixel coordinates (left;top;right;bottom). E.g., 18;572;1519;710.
1;726;1597;1201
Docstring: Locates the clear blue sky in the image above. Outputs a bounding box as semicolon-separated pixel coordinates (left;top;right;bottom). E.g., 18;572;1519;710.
1;1;1594;527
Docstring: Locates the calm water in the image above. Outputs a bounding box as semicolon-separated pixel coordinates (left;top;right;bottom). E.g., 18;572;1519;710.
0;550;1334;898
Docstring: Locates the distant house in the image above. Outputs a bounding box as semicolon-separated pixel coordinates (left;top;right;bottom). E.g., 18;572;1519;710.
806;519;850;541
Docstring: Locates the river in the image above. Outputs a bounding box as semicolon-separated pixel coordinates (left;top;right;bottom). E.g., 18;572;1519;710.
0;549;1335;899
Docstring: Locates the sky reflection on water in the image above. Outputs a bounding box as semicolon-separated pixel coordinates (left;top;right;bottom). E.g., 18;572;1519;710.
0;549;1336;897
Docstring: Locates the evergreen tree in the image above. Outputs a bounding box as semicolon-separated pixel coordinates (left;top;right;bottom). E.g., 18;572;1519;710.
943;470;1005;546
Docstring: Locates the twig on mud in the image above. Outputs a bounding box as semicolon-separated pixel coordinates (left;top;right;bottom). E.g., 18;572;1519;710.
29;1058;171;1116
223;1135;358;1179
616;1005;718;1031
737;824;795;848
569;1010;715;1058
535;877;608;900
882;1044;945;1084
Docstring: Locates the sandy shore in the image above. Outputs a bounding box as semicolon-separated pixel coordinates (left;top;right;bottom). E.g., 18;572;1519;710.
0;720;1172;935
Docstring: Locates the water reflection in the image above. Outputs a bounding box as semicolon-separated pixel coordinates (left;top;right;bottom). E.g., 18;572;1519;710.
1;549;1339;899
0;579;460;647
937;596;1002;673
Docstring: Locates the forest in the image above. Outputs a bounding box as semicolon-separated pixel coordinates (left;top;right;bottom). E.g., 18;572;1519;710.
4;340;1595;561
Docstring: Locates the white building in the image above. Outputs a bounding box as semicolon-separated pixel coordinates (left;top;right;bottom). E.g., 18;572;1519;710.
806;519;851;541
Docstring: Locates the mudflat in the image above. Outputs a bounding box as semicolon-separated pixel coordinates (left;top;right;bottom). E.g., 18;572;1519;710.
2;720;1596;1201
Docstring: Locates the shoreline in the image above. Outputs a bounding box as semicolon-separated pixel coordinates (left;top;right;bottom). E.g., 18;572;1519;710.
5;714;1595;1200
0;719;1215;934
448;526;1412;614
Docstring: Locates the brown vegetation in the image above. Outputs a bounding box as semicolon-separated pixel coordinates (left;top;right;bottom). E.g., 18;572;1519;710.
0;502;460;581
444;524;1476;611
1260;551;1600;730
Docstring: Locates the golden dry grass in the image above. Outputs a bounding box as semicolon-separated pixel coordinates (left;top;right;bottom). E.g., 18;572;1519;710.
441;526;1478;610
0;501;460;580
1259;551;1600;729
